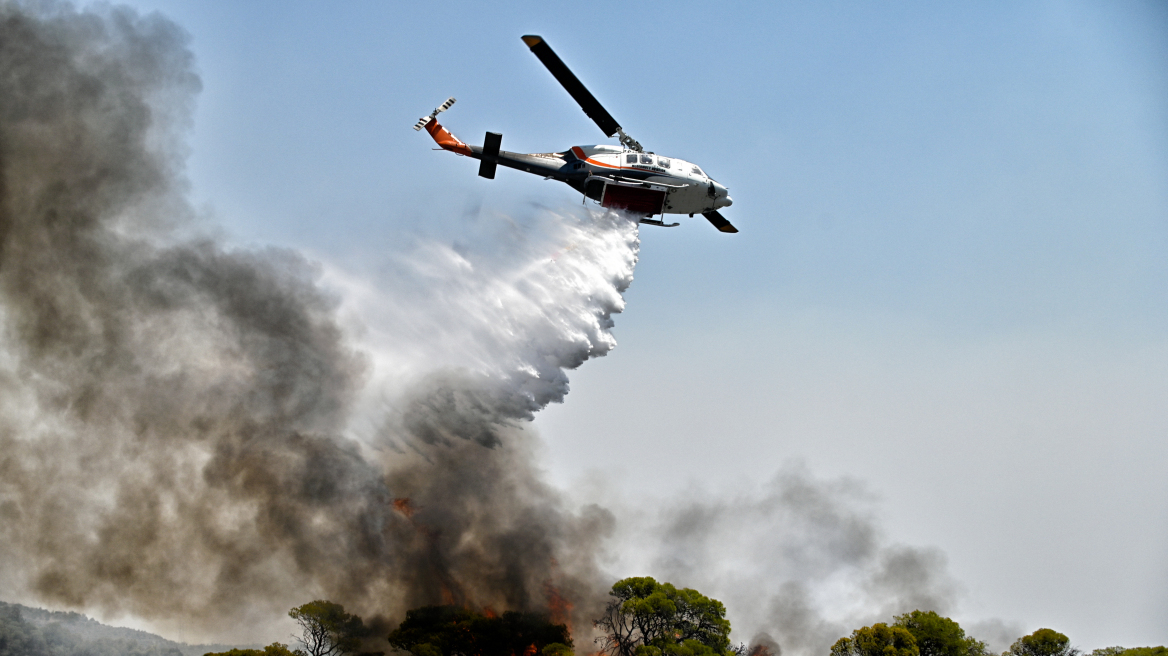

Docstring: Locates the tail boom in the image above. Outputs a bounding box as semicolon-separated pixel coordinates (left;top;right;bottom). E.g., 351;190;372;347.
424;119;472;156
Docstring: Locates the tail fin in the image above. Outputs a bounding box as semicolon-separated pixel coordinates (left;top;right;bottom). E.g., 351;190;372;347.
423;118;472;156
414;97;472;156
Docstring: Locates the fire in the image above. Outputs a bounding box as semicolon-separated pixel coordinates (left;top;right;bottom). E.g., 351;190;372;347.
483;606;498;619
392;497;416;517
543;580;573;630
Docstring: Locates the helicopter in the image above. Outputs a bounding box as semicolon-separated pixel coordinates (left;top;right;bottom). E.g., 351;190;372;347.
414;35;737;233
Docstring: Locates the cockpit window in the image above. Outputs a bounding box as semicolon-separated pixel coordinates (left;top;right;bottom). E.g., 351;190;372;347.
626;154;637;164
658;158;671;169
691;165;705;176
640;154;654;165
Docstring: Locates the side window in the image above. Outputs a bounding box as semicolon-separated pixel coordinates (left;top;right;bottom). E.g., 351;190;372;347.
658;158;671;169
640;154;654;165
625;154;638;164
691;165;704;176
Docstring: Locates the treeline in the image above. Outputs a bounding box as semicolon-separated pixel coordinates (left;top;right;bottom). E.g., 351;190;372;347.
0;602;180;656
830;611;1162;656
267;579;1166;656
6;579;1166;656
0;602;238;656
204;601;575;656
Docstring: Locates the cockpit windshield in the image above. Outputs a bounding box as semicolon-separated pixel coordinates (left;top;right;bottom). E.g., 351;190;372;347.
691;165;705;177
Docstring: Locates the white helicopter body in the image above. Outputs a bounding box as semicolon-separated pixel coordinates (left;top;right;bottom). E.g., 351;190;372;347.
415;36;737;233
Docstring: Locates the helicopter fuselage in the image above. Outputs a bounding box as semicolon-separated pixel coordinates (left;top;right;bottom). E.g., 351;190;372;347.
425;120;732;219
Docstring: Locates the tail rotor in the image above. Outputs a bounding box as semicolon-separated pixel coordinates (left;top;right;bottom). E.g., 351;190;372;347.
413;97;456;131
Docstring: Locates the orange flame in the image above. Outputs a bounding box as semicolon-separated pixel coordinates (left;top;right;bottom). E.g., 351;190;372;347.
392;498;416;517
543;580;573;631
440;583;455;606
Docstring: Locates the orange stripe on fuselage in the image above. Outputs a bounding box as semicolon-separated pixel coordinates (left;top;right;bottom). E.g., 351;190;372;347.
426;120;472;156
571;146;619;169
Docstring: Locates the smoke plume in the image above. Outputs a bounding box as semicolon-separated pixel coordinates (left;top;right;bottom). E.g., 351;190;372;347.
0;2;970;652
591;463;960;656
0;0;628;641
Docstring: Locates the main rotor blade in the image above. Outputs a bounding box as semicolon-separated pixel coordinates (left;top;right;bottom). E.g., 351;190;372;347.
522;35;621;138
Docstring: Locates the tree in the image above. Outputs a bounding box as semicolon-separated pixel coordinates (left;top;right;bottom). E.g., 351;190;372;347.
542;644;575;656
593;576;735;656
387;605;572;656
831;623;919;656
0;603;52;656
1004;630;1079;656
893;611;987;656
205;645;304;656
1118;649;1167;656
1090;647;1168;656
289;601;367;656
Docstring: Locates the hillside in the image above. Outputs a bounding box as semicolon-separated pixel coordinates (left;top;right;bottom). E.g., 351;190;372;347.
0;601;251;656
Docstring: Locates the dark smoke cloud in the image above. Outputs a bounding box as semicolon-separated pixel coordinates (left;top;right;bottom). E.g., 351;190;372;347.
0;0;629;641
0;1;976;651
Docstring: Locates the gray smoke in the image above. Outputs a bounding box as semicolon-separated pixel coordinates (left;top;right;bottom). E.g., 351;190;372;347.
966;619;1027;655
0;0;629;641
0;1;975;651
602;464;960;656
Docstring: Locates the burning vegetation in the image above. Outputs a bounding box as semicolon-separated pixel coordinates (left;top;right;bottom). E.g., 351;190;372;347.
196;585;1149;656
387;605;572;656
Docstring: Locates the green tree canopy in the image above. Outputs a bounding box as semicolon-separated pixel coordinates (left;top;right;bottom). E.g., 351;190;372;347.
387;605;572;656
831;623;920;656
893;611;987;656
1118;649;1167;656
542;644;575;656
1005;630;1079;656
593;576;735;656
289;601;368;656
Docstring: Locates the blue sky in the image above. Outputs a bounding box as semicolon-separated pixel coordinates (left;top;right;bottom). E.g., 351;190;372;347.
122;0;1167;648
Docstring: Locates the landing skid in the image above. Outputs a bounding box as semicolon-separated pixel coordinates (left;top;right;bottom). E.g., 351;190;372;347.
638;218;680;228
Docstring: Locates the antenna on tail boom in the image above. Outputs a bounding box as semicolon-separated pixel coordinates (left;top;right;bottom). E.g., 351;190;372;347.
413;97;456;131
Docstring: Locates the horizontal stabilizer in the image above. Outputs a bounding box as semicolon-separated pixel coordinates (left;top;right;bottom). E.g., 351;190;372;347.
702;211;739;233
482;131;502;157
479;131;502;179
